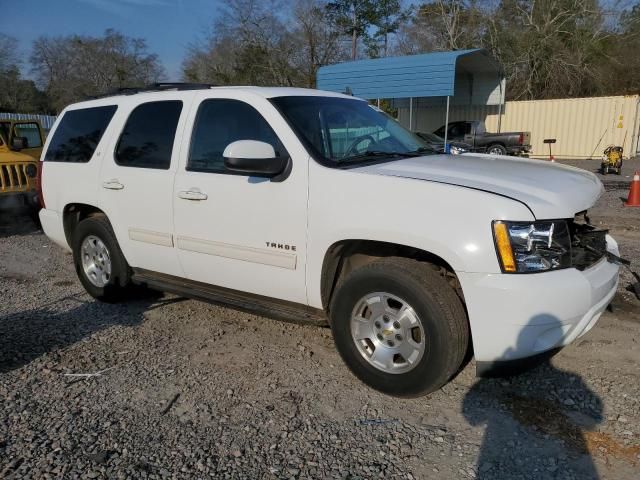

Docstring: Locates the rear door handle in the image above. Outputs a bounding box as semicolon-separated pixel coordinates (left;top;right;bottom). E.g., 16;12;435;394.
102;179;124;190
178;190;208;201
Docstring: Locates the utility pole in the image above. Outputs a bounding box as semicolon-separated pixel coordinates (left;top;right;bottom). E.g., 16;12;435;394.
351;6;357;60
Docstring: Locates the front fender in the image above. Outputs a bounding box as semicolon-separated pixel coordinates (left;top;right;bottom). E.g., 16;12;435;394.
306;163;534;308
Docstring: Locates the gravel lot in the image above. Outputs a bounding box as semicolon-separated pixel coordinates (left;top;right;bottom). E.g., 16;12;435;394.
1;161;639;479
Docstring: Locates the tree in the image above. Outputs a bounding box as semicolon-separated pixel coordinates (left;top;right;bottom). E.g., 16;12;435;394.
394;0;639;100
597;2;640;95
0;34;20;73
486;0;612;100
395;1;487;54
366;0;411;57
291;0;348;86
183;0;297;86
31;29;164;112
0;33;49;113
326;0;380;59
183;0;347;88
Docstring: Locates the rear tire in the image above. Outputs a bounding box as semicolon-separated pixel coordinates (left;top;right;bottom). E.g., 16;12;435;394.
72;214;132;302
329;257;469;397
487;144;507;155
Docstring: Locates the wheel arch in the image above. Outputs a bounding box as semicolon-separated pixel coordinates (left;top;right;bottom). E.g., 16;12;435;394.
319;239;465;312
62;203;108;247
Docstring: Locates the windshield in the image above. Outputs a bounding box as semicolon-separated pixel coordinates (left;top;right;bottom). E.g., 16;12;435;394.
271;96;434;166
0;122;10;145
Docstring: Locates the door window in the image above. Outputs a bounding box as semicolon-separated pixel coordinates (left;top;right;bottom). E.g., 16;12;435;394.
188;99;286;174
115;101;183;169
13;123;42;148
45;105;117;163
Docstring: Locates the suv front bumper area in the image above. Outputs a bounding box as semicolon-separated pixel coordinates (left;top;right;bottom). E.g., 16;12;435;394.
458;235;620;376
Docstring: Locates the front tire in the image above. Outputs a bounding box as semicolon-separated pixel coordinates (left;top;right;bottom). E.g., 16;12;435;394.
72;214;132;302
329;257;469;397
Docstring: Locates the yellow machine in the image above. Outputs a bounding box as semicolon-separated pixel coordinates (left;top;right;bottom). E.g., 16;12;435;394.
0;119;45;213
601;145;623;175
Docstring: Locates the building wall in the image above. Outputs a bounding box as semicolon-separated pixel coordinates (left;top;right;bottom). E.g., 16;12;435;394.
398;95;640;159
0;112;58;131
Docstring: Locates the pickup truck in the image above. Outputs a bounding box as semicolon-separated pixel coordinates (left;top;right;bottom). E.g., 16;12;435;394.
38;85;618;397
434;120;531;156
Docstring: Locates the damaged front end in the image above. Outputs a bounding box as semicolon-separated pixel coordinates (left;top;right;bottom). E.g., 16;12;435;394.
570;213;639;300
569;214;609;270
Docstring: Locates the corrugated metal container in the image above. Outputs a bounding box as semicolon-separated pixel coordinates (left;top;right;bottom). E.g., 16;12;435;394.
0;112;57;131
398;95;640;159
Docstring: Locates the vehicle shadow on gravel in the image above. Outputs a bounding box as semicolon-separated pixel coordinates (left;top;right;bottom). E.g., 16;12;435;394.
463;315;603;480
0;291;169;374
0;202;40;239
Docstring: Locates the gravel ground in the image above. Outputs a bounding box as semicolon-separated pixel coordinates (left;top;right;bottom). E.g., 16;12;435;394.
1;161;639;480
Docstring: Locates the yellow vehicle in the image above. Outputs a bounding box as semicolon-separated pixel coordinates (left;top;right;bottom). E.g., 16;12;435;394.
0;119;44;214
601;145;623;175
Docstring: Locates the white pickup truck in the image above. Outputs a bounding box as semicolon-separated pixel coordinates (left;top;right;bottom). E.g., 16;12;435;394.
38;84;619;397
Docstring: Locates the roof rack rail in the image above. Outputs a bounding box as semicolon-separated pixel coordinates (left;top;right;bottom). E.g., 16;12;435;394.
88;82;216;100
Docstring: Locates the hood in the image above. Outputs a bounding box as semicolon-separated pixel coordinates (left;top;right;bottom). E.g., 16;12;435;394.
0;148;37;163
353;153;603;219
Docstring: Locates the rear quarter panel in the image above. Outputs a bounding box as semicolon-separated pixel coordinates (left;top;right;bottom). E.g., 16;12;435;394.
40;102;122;224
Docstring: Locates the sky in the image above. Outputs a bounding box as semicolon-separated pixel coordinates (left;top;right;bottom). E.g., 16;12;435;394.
1;0;224;80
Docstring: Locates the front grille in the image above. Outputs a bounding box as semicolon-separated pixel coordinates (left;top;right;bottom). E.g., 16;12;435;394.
0;162;36;193
569;214;607;270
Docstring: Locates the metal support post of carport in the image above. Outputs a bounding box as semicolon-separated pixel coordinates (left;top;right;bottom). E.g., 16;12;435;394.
443;96;450;151
409;97;413;131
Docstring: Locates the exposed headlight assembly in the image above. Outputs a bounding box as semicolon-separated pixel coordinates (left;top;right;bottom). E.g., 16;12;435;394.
493;220;571;273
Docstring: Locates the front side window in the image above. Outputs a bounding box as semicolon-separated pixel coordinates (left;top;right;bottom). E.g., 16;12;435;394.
45;105;117;163
115;101;183;169
13;122;42;148
271;96;431;167
188;99;286;174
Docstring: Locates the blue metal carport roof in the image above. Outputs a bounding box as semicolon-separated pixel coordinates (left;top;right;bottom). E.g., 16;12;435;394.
316;49;502;100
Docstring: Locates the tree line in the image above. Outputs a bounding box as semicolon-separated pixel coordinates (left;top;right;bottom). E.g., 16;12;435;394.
1;0;639;114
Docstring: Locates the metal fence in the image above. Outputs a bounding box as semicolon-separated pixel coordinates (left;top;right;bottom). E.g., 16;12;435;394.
398;95;640;159
0;112;57;130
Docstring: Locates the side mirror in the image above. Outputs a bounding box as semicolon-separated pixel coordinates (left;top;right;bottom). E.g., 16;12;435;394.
11;137;26;151
223;140;289;178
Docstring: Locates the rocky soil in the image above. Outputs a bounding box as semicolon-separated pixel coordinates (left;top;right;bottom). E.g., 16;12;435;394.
1;162;639;479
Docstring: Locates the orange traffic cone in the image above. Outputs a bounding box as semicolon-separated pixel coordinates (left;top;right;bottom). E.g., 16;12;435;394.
625;171;640;207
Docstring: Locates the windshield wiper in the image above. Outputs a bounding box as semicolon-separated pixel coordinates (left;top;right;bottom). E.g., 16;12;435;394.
340;150;424;163
408;146;438;155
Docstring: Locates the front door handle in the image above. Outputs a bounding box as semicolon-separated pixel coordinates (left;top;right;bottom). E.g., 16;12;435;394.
102;179;124;190
178;190;208;201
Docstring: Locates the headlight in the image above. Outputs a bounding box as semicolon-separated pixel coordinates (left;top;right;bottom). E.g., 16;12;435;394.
492;220;571;273
25;164;37;178
449;145;466;155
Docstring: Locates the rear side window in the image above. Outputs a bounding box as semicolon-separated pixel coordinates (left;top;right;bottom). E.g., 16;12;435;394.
188;99;286;174
115;101;182;170
45;106;117;163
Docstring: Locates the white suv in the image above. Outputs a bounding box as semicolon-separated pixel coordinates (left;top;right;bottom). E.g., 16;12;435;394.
39;84;620;397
